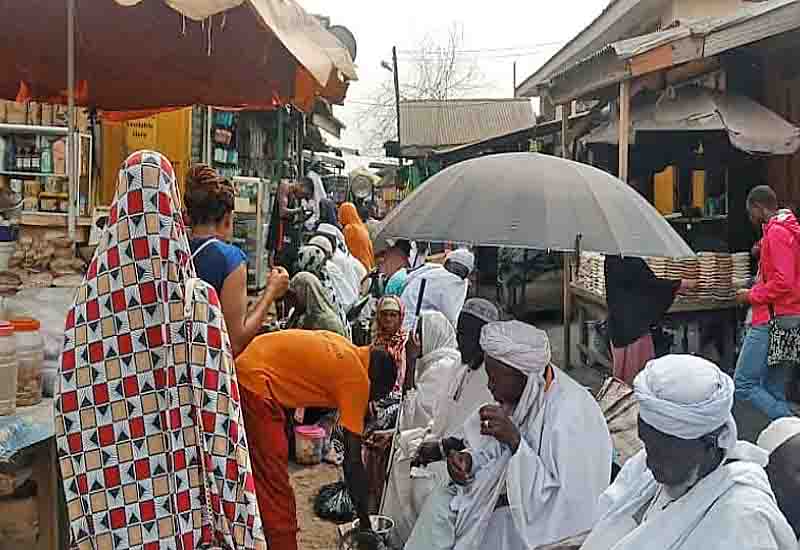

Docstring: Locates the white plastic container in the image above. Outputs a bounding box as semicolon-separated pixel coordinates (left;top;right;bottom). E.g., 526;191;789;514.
0;321;17;415
11;318;43;407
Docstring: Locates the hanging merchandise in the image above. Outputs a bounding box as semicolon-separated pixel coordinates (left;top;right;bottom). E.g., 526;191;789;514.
210;109;240;178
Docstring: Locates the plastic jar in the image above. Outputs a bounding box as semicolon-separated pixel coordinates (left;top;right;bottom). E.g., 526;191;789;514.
10;319;43;407
0;322;17;415
294;425;326;465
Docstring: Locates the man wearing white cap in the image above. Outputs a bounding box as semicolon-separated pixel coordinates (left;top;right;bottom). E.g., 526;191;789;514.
381;299;501;544
582;355;796;550
400;248;475;332
759;418;800;540
405;321;612;550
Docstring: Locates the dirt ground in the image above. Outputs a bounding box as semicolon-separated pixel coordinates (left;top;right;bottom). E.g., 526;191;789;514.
290;462;343;550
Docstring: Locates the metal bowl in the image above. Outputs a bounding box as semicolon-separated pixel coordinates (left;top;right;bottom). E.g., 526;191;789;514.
353;515;394;536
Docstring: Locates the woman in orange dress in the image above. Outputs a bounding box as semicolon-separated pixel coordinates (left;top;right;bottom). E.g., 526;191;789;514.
338;202;375;271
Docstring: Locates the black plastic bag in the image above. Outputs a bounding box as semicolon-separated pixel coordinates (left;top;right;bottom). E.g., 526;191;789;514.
314;480;356;523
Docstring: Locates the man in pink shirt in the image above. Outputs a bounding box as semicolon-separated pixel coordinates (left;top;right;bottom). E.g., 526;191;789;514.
735;185;800;419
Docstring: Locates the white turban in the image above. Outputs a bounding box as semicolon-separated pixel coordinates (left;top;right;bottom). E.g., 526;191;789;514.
479;320;551;376
634;355;737;451
446;248;475;273
462;298;501;324
758;417;800;455
317;223;345;250
309;235;334;258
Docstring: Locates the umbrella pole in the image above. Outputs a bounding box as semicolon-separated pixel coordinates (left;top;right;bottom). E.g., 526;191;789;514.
67;0;76;241
562;253;572;370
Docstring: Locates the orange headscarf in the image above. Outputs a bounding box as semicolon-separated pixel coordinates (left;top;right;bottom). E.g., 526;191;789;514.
339;202;375;270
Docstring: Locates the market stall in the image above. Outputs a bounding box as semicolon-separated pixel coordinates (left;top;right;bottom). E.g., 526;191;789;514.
0;2;358;546
570;252;748;373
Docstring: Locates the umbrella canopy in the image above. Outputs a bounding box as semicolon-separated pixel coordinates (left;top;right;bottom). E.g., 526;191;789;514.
0;0;356;111
377;153;694;258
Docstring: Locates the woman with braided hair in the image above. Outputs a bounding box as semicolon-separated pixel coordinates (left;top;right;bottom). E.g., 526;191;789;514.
184;164;289;356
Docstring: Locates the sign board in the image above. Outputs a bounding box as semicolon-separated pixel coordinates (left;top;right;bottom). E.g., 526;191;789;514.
126;117;158;151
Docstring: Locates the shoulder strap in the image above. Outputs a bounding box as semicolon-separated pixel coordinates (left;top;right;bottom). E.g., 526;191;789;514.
190;237;219;261
184;277;200;319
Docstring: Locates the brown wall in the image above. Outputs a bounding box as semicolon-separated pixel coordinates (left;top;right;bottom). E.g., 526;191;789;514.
763;57;800;208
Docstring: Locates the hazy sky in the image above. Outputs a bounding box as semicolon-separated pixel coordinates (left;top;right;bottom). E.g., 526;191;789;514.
299;0;609;152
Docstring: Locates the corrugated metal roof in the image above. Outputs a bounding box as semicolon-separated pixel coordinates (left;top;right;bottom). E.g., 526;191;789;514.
399;98;536;149
705;0;800;56
516;0;657;95
551;0;800;86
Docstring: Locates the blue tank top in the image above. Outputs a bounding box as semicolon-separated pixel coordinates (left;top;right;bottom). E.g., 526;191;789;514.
189;237;248;296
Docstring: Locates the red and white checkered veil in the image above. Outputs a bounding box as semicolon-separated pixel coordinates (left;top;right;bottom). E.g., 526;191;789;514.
55;151;266;550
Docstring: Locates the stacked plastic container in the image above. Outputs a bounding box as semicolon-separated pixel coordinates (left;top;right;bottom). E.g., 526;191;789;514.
10;319;43;407
0;321;17;415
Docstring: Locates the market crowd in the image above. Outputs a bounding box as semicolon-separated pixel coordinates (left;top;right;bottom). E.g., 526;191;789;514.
54;151;800;550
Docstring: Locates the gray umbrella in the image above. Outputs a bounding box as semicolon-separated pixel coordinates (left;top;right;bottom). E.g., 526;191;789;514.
377;153;693;258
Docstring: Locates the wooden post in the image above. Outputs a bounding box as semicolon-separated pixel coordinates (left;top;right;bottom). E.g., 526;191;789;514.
561;104;569;159
562;254;572;370
618;80;631;182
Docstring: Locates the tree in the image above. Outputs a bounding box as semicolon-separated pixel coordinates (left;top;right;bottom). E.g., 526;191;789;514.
359;24;486;154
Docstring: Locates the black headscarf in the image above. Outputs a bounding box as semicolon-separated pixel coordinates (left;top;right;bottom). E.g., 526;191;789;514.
604;256;680;348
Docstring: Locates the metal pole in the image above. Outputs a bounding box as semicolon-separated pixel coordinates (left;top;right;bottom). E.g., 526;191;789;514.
67;0;76;240
392;46;401;144
205;106;213;164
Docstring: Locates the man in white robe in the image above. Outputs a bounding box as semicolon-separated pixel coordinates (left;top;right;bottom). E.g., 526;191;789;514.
401;248;474;332
582;355;796;550
759;418;800;542
381;299;500;544
405;321;612;550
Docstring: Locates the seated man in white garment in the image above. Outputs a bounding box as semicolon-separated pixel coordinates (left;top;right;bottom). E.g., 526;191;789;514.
381;298;501;544
581;355;797;550
758;418;800;541
405;321;612;550
400;248;474;332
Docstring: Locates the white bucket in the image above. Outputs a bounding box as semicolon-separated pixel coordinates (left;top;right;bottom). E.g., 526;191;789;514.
0;242;16;271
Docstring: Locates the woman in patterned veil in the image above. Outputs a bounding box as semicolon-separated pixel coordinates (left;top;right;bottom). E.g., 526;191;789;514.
55;151;266;550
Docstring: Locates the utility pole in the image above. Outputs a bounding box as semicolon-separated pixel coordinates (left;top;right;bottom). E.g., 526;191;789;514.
513;61;517;97
392;46;401;145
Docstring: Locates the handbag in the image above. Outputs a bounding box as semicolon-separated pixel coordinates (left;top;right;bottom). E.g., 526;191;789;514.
767;305;800;367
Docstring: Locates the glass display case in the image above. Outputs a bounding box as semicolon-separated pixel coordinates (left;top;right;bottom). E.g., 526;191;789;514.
0;123;93;223
232;176;273;292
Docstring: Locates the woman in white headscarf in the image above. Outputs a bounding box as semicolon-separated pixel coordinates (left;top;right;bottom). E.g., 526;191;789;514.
401;311;461;431
406;321;612;550
309;234;359;309
317;222;367;295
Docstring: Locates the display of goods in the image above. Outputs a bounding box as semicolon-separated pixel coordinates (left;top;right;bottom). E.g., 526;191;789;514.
52;274;83;288
578;252;751;304
0;271;21;288
7;229;84;287
20;272;53;290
